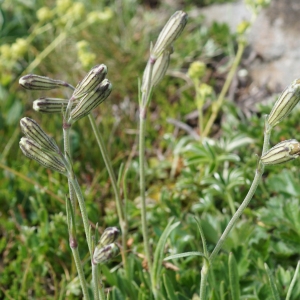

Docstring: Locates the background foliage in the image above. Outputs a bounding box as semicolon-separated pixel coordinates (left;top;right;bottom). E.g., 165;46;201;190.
0;0;299;299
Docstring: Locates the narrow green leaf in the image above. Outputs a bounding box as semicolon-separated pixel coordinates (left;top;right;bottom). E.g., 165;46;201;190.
228;252;240;300
264;263;280;300
164;251;207;261
152;218;180;290
163;274;177;300
220;280;225;300
194;217;208;257
286;261;300;300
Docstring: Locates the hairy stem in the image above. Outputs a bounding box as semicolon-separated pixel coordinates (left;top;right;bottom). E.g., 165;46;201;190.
88;114;128;270
199;120;271;299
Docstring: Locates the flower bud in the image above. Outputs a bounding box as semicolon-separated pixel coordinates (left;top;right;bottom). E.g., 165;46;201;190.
261;139;300;165
70;79;112;122
98;227;120;248
151;11;188;59
19;137;67;174
142;46;172;91
267;79;300;127
93;243;119;265
19;74;68;90
72;64;107;100
33;98;78;114
20;117;59;153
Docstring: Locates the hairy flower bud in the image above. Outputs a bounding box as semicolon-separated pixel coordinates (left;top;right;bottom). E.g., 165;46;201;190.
20;118;60;153
19;137;67;174
261;139;300;165
267;79;300;127
151;11;188;59
93;243;119;265
19;74;68;90
33;98;78;114
142;46;172;91
72;64;107;100
98;227;120;248
70;79;112;122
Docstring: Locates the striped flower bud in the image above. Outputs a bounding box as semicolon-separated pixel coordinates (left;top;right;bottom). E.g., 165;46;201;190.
142;46;172;91
19;137;67;174
20;117;59;153
33;98;78;114
261;139;300;165
151;11;188;59
267;79;300;127
70;79;112;122
93;243;119;265
72;64;107;100
19;74;68;90
98;227;120;248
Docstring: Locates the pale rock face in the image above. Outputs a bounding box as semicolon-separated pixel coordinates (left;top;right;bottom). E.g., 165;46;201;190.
192;0;300;92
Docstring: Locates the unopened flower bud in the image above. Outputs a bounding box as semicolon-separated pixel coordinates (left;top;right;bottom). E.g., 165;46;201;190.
33;98;78;114
93;243;119;265
261;139;300;165
98;227;120;248
142;46;172;91
267;79;300;127
20;117;59;153
19;137;67;174
151;11;188;59
72;64;107;100
70;79;112;122
19;74;68;90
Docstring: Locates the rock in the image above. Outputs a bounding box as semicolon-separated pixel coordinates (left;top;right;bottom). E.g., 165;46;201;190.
194;0;300;92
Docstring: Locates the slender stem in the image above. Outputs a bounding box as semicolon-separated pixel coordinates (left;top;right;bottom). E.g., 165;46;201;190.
92;263;100;300
139;107;152;274
209;164;263;262
66;197;90;300
199;120;272;298
71;247;90;300
202;41;245;137
69;176;92;254
63;126;76;210
139;57;155;275
209;122;271;262
199;260;209;300
98;266;106;300
88;114;128;270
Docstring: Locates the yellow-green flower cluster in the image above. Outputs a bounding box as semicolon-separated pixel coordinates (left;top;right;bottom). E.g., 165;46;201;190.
188;61;206;80
36;7;54;22
76;41;96;69
87;7;113;24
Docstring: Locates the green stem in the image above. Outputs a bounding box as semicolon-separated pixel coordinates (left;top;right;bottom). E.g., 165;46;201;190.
209;163;264;262
66;195;90;300
202;41;245;137
69;176;92;254
199;120;271;299
199;260;209;300
139;57;155;276
71;247;90;300
98;266;106;300
139;107;152;274
92;263;100;300
88;114;128;270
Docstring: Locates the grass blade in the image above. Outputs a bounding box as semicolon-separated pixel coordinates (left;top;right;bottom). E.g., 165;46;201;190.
264;263;280;300
228;252;240;300
286;261;300;300
164;251;207;261
163;274;177;300
152;218;180;292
